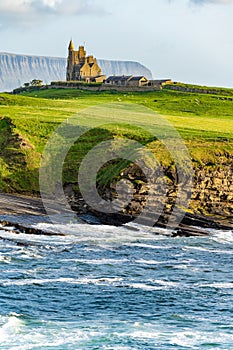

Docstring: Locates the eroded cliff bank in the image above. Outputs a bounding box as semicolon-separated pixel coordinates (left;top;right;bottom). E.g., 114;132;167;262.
65;163;233;230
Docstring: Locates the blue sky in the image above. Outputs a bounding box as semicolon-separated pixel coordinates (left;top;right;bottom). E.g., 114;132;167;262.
0;0;233;87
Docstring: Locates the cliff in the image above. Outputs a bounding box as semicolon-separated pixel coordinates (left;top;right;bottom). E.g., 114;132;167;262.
0;52;153;92
111;165;233;219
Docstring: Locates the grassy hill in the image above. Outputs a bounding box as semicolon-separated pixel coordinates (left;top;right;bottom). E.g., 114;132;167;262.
0;86;232;194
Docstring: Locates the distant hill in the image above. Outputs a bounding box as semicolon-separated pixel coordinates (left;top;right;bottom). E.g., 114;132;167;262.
0;52;153;92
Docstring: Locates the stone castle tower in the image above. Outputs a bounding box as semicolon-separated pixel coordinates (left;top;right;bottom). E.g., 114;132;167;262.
66;39;105;82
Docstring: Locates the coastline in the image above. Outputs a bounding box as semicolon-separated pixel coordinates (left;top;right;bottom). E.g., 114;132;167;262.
0;192;232;238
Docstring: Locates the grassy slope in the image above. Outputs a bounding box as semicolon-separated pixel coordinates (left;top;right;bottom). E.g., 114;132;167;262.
0;86;232;193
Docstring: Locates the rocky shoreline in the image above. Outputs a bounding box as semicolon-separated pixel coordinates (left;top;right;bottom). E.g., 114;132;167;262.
0;192;232;239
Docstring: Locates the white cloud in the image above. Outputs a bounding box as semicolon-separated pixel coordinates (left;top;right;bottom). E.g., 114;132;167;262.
0;0;104;28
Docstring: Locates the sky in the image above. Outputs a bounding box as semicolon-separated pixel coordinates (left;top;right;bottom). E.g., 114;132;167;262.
0;0;233;87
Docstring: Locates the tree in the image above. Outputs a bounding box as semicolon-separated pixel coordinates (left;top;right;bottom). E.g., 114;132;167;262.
30;79;43;86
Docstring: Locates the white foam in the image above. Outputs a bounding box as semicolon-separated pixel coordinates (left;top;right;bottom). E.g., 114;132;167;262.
199;282;233;289
0;221;166;247
61;258;127;265
183;245;233;255
128;283;161;291
1;276;182;291
0;225;15;231
184;246;213;252
126;243;169;249
131;330;159;339
0;255;11;263
135;259;163;265
0;316;24;340
1;276;123;287
151;279;180;287
211;230;233;244
127;279;181;291
0;315;232;348
33;221;172;243
125;223;173;236
0;321;89;348
170;330;233;348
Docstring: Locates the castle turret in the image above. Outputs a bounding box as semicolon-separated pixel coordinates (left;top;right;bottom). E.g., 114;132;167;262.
67;39;75;81
78;46;86;62
68;39;75;51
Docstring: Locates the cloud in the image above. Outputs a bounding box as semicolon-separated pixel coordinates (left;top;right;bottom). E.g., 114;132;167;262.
190;0;233;4
0;0;104;28
33;0;103;16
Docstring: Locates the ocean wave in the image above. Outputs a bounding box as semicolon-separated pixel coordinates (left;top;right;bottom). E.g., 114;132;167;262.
0;276;182;291
0;313;232;349
0;276;124;287
0;222;168;248
169;330;233;348
0;315;25;340
134;259;163;265
0;255;12;263
199;282;233;289
126;242;170;249
183;245;233;255
60;258;128;265
211;230;233;244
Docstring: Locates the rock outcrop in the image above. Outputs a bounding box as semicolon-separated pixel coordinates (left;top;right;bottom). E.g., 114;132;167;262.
193;167;233;216
0;52;153;92
98;164;232;217
65;163;233;231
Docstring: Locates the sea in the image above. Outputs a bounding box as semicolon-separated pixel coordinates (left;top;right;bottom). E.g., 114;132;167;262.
0;218;233;349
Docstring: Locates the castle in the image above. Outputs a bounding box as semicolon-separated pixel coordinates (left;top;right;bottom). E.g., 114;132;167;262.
66;39;106;83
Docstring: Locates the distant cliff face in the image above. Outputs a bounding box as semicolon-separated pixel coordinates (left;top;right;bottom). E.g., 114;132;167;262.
0;53;153;92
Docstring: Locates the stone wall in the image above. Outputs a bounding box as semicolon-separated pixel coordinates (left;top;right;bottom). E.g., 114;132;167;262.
165;84;233;97
49;83;161;92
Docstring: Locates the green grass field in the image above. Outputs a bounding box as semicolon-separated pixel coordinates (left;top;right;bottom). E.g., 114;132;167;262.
0;85;232;193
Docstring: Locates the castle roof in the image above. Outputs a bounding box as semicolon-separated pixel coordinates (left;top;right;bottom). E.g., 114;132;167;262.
106;75;132;82
129;76;147;81
68;39;75;51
